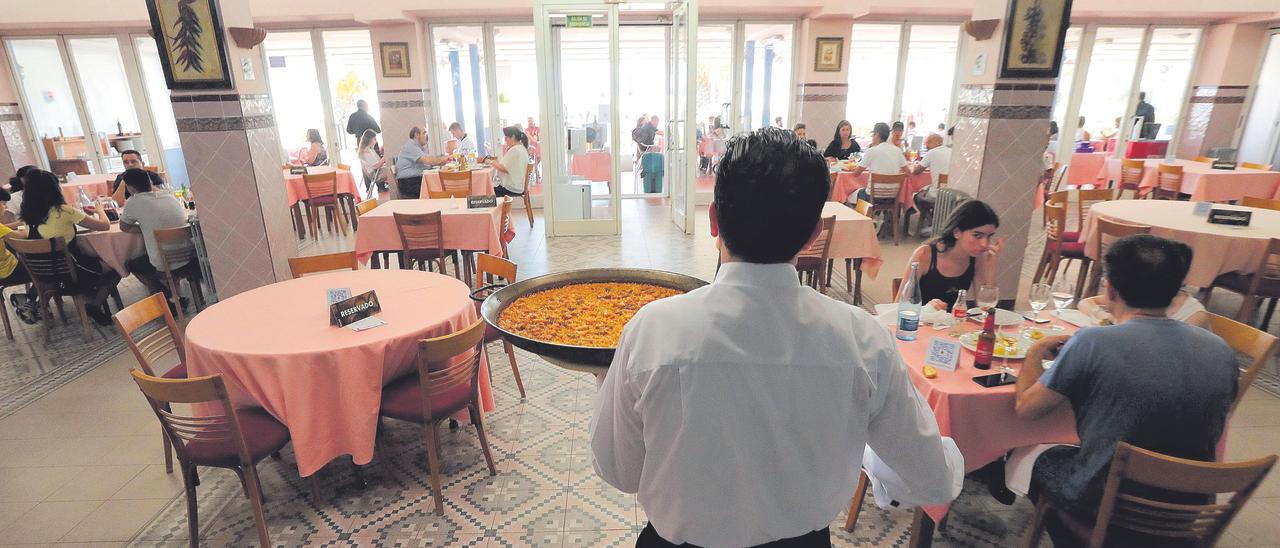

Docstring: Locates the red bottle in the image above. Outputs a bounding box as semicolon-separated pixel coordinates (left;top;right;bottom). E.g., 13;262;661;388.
974;310;996;370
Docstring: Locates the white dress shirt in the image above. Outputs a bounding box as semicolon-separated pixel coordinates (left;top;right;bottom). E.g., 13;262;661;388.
918;146;952;196
590;262;959;547
858;142;908;175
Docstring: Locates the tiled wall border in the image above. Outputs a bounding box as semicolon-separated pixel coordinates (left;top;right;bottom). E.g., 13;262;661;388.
797;82;849;102
1189;96;1246;104
176;115;275;132
0;103;20;123
171;92;275;133
379;88;429;110
957;104;1053;119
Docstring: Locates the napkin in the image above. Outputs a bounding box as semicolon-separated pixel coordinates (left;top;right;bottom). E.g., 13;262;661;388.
1054;309;1096;328
873;304;952;329
862;437;965;509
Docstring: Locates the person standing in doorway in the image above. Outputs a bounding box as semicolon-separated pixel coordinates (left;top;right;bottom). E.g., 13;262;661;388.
345;99;382;155
640;115;664;193
1134;91;1157;139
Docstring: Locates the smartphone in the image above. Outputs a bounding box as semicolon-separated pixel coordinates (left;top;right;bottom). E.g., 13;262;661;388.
972;372;1017;388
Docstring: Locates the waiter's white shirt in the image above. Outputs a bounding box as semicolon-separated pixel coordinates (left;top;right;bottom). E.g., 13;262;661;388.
590;262;958;547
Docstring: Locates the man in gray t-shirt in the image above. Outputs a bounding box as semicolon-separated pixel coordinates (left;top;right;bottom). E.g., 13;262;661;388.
1015;235;1236;544
119;169;193;300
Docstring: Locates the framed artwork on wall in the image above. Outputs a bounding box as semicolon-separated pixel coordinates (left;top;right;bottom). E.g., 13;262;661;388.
814;37;844;73
380;42;411;78
1000;0;1074;79
145;0;234;90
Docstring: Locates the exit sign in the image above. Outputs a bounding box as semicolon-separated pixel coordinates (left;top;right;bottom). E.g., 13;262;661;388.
566;15;593;27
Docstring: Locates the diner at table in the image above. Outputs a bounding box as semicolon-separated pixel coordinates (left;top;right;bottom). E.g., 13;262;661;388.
394;126;449;199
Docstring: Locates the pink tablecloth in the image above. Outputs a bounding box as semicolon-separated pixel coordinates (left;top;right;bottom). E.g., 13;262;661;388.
353;199;505;263
822;202;883;278
830;171;931;205
1066;152;1108;187
1099;158;1280;202
422;168;495;196
62;174;115;203
78;225;145;276
1080;200;1280;288
571;151;613;183
900;319;1081;522
283;168;361;207
184;269;494;477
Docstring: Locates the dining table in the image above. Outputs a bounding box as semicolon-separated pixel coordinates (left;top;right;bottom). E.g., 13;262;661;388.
353;198;507;279
828;165;932;206
1097;158;1280;202
571;151;613;185
1065;151;1109;188
282;167;362;239
1080;200;1280;288
183;269;493;477
421;167;495;196
77;223;146;277
61;174;116;203
821;202;884;303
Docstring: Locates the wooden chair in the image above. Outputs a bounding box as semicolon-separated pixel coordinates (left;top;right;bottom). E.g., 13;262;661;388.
521;160;535;228
796;216;836;292
392;211;459;277
1152;163;1184;200
1241;196;1280;211
1021;442;1277;548
427;188;469;199
1192;155;1217;163
1080;218;1151;299
153;225;207;323
498;197;513;258
114;293;188;474
9;237;102;342
1203;313;1279;410
1117;158;1145;199
1032;200;1087;285
475;253;524;399
439;170;473;196
355;199;392;267
302;171;350;238
377;320;497;514
131;370;292;548
1203;238;1280;327
0;272;29;341
336;163;351;171
844;470;872;532
357;197;380;215
1048;163;1070;194
1242;162;1273;171
1075;188;1119;234
867;173;907;245
288;251;358;279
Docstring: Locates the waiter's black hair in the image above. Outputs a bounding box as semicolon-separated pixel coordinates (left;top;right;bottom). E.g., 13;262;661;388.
122;168;153;193
714;127;828;263
1104;234;1192;309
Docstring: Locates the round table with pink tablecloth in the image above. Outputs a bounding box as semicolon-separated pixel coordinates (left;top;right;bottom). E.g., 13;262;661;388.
571;151;613;184
183;269;494;477
77;224;146;276
422;167;495;196
829;170;932;205
1081;200;1280;287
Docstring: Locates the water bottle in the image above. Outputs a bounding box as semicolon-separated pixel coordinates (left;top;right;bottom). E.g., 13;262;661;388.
76;188;94;212
897;261;923;341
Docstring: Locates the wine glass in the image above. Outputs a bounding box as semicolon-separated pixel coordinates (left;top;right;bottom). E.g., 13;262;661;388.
1051;278;1075;317
997;323;1019;376
976;285;999;318
1028;283;1051;321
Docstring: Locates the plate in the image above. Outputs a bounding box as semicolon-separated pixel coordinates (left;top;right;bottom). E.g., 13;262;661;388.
1054;309;1097;328
967;307;1022;326
958;332;1027;360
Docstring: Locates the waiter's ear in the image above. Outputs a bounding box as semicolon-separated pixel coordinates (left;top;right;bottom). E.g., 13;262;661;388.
708;202;720;238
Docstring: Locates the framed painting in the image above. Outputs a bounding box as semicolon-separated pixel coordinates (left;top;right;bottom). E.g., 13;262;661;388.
814;37;844;73
1000;0;1074;79
145;0;234;90
380;42;411;78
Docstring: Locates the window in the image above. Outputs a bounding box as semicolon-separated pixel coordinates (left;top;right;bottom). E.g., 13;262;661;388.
1050;26;1083;132
432;25;491;156
6;39;89;170
264;31;327;160
1077;27;1144;141
321;29;380;167
899;24;960;136
134;36;188;186
67;37;147;172
846;23;902;139
1137;28;1200;141
741;23;793;131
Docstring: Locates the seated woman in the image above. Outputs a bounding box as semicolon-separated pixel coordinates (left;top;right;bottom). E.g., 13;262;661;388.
823;120;861;161
1078;287;1207;327
902;200;1004;310
16;169;118;325
357;129;390;199
296;129;328;166
488;126;530;197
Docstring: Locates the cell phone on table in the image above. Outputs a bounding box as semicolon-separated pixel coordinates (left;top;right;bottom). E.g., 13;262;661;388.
972;372;1017;388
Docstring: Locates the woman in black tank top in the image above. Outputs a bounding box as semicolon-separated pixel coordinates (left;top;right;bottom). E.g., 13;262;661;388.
902;200;1004;309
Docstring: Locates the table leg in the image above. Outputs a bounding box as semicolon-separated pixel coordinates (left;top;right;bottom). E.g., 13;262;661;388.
292;203;306;239
371;253;381;270
908;508;936;548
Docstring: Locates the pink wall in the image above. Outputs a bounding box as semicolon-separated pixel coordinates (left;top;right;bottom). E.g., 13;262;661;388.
1193;22;1270;87
797;18;853;84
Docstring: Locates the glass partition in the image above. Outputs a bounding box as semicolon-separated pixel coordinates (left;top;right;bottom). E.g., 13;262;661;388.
1077;27;1144;142
493;25;541;194
741;23;793;131
264;31;327;162
846;24;902;140
1050;26;1083;134
134;36;188;186
619;25;665;195
321;29;380;168
433;25;491;156
900;24;960;137
1137;28;1200;142
6;39;91;173
555;22;614;221
67;37;146;173
696;24;733;192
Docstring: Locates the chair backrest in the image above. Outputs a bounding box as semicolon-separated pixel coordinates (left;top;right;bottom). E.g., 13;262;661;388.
1192;155;1217;163
413;320;487;422
1157;163;1182;193
475;253;516;289
428;189;469;199
1241;162;1273;171
1088;442;1277;548
153;225;199;276
932;187;972;235
288;251;358;279
357;197;380;216
1204;312;1279;411
853;199;871;216
9;237;78;290
797;216;836;262
302;172;338;199
936;173;949;187
439;170;473;193
1241;196;1280;211
1044;200;1069;243
1049;163;1070;194
281;163;292;171
1077;188;1120;230
393;211;445;254
113;293;184;377
1092;217;1151;260
130;369;256;468
336;163;351;171
868;173;906;201
1120;159;1145;190
498;197;512;257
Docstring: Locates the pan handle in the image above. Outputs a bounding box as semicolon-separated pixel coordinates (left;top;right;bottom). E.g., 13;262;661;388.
469;283;508;303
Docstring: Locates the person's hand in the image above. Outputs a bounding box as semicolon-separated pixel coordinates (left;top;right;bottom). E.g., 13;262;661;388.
1030;334;1071;360
928;299;948;311
987;236;1006;258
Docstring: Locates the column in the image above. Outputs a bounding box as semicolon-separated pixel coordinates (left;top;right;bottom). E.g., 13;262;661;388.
159;0;294;297
0;45;37;180
793;18;852;139
369;22;433;157
951;0;1060;307
1176;22;1269;159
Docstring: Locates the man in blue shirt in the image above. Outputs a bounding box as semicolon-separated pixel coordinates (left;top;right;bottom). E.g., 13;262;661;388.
393;126;445;199
1015;234;1237;545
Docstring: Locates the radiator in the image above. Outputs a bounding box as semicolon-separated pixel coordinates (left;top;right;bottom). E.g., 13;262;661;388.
188;215;219;304
932;187;972;235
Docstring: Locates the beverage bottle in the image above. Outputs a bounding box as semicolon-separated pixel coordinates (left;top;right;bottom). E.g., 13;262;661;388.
974;310;996;370
896;262;923;341
77;188;94;212
948;289;968;336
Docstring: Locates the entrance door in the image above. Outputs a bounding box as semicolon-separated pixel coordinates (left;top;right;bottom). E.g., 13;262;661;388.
667;1;697;233
1240;32;1280;167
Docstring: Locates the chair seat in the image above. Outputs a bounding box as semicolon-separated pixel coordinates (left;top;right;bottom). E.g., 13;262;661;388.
1214;272;1280;298
1048;240;1086;257
183;407;290;468
162;362;188;379
795;256;824;271
1061;231;1079;242
308;196;337;206
380;373;473;423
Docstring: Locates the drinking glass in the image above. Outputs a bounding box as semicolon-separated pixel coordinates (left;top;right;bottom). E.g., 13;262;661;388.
1051;278;1075;316
997;324;1019;376
1028;283;1051;320
976;285;999;317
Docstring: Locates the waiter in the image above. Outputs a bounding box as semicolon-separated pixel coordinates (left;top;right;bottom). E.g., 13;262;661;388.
1134;91;1157;139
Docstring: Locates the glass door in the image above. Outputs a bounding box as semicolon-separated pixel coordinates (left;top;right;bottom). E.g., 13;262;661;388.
667;1;696;233
321;29;380;168
5;38;96;174
65;37;148;173
264;31;329;164
619;24;666;197
133;36;188;186
1240;32;1280;166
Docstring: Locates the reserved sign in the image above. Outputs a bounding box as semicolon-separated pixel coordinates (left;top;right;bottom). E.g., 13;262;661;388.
329;290;382;327
289;165;307;175
1208;208;1252;226
468;195;497;209
1211;160;1238;170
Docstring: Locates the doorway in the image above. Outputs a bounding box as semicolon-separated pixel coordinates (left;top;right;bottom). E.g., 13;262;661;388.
1240;31;1280;168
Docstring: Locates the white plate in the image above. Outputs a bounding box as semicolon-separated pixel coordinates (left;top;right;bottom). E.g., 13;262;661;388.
1054;309;1097;328
958;332;1028;360
968;307;1022;326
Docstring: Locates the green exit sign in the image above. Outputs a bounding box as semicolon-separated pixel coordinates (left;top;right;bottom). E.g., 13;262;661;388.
566;14;593;28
